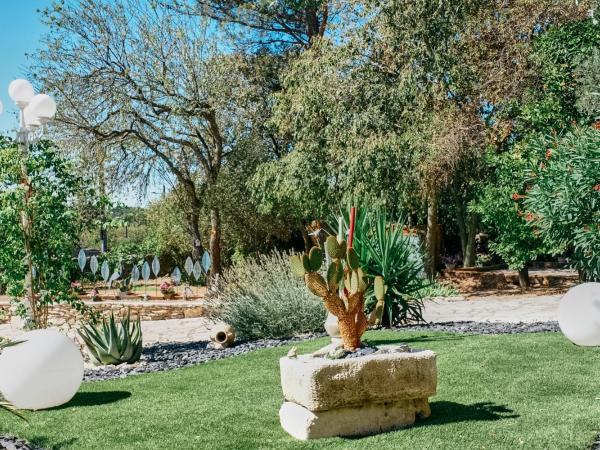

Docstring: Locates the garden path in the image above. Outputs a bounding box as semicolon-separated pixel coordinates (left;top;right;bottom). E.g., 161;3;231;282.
0;293;562;344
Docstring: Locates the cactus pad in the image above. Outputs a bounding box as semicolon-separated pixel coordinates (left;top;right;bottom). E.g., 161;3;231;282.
290;255;306;278
346;248;360;270
305;272;329;297
308;247;324;271
326;261;344;290
325;236;346;259
374;276;385;300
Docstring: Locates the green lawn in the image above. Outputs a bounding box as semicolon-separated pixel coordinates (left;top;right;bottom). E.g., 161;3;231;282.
2;331;600;450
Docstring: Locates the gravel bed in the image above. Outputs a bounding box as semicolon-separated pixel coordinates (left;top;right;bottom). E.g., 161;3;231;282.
84;332;326;382
0;436;44;450
398;321;560;334
84;321;559;382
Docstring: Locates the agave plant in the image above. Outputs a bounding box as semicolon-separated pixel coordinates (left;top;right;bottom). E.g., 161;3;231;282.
0;339;26;420
79;312;143;365
336;208;428;326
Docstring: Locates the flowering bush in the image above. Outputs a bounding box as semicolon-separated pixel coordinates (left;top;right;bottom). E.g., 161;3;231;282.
160;280;176;296
524;127;600;280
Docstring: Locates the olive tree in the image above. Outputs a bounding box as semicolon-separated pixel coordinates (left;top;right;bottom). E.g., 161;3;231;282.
32;0;277;273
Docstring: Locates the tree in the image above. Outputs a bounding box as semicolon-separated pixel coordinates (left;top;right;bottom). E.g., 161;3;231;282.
0;138;83;327
166;0;333;48
33;0;278;274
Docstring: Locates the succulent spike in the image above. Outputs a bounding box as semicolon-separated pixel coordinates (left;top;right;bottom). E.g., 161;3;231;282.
308;247;324;271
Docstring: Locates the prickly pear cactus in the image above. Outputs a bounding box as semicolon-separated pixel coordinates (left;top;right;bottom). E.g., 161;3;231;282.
290;235;385;350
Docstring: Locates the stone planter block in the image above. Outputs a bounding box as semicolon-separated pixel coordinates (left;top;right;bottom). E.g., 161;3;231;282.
279;398;431;440
280;349;437;411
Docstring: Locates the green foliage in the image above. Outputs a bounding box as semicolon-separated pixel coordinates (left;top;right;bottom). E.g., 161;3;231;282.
339;208;428;326
471;147;553;270
0;137;90;326
523;128;600;280
417;281;460;298
212;251;326;339
79;312;143;365
574;48;600;120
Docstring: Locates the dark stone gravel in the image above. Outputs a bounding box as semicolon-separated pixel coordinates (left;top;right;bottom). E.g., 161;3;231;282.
84;321;560;382
84;332;326;382
0;436;44;450
398;321;561;335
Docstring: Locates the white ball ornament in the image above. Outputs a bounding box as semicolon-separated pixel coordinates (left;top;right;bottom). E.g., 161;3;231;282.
558;282;600;346
0;329;84;410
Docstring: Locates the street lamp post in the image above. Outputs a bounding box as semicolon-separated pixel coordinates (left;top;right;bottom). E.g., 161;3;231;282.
1;79;57;327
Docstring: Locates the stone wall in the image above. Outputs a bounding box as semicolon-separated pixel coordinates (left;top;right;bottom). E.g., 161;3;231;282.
0;300;207;325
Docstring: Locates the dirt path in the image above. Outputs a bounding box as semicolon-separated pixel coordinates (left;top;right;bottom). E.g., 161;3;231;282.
0;293;563;343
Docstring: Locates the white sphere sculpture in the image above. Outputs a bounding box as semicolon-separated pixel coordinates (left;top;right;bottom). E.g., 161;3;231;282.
8;79;35;108
0;329;84;410
558;282;600;346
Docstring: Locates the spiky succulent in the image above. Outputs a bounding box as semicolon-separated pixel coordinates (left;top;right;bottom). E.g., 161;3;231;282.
79;312;143;365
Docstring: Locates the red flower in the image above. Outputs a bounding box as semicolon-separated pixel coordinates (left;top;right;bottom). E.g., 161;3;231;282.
525;212;535;222
512;193;520;201
594;184;600;192
594;120;600;130
545;149;552;159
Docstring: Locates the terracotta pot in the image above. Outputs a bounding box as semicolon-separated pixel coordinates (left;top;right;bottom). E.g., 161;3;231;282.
210;324;236;349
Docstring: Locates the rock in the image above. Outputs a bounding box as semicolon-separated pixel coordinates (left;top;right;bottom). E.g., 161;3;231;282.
311;341;343;357
279;398;431;440
280;346;437;411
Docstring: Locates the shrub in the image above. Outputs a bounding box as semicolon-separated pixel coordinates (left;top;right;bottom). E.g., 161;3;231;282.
210;251;326;340
524;127;600;281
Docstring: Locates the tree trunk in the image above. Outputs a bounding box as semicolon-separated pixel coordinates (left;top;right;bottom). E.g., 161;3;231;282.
301;222;312;252
454;194;477;267
100;226;108;253
209;208;222;275
518;267;530;289
187;209;204;260
464;214;477;267
425;193;440;279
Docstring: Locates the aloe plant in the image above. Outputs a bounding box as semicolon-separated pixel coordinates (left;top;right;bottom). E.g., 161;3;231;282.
0;339;26;420
79;312;143;365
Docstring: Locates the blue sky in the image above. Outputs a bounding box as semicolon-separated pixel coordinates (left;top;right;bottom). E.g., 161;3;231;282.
0;0;161;206
0;0;52;134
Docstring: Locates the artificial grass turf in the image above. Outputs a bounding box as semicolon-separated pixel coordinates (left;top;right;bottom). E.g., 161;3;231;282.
1;331;600;450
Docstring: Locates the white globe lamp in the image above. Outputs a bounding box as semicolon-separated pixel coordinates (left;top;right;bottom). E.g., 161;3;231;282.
0;329;84;410
8;79;35;109
558;282;600;346
27;93;57;124
24;104;41;129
